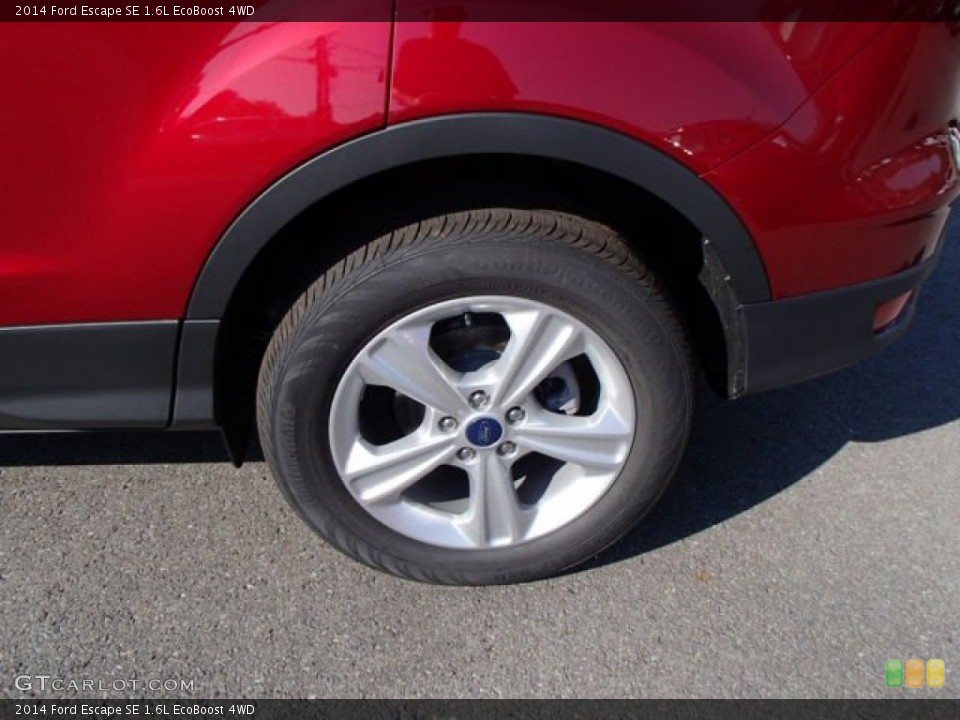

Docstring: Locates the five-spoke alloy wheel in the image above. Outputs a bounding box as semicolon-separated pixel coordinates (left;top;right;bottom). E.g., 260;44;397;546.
257;209;693;584
329;296;635;550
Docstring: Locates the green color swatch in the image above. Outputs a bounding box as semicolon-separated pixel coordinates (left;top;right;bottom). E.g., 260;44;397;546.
886;659;904;687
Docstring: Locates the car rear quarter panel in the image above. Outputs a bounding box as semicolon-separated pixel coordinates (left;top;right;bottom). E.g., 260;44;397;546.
0;18;391;327
706;21;960;298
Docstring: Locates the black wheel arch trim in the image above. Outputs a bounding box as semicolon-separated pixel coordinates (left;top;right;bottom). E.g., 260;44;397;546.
185;112;771;320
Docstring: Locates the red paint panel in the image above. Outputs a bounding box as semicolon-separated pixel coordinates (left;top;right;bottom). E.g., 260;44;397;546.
0;19;391;326
1;15;954;329
389;17;887;173
708;22;960;298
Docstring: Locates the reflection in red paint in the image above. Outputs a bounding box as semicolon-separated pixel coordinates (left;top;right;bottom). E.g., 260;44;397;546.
394;9;518;107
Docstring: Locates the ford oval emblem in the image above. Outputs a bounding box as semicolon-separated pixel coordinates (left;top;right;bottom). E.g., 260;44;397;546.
465;417;504;448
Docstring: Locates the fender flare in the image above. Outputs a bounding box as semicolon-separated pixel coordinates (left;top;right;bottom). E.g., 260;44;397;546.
185;112;770;320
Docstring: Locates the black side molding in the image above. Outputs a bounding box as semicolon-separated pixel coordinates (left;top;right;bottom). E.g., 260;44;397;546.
740;254;939;395
0;322;178;430
186;113;771;320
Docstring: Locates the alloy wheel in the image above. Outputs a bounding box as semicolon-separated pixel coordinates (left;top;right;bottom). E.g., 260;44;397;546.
328;295;636;550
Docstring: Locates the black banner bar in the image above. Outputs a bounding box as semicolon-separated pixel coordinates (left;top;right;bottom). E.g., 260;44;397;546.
4;0;960;23
2;700;960;720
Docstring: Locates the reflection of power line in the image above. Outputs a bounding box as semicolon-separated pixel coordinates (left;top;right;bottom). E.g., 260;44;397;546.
276;40;384;73
315;34;385;61
277;56;382;74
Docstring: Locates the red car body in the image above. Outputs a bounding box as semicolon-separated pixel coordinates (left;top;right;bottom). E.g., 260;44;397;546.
1;13;958;456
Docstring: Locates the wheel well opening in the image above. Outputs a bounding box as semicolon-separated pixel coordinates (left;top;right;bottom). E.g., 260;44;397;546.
216;154;731;460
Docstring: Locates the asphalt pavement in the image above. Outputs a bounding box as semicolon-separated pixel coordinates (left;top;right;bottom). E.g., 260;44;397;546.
1;220;958;699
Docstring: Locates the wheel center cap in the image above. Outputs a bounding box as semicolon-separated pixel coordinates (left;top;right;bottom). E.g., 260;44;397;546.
465;417;503;448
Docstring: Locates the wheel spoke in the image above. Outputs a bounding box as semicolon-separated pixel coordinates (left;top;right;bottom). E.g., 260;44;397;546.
492;308;585;407
357;323;465;414
512;405;632;470
343;432;456;504
459;454;526;547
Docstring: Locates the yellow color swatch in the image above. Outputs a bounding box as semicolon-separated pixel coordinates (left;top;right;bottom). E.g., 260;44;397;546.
905;658;925;688
927;659;945;688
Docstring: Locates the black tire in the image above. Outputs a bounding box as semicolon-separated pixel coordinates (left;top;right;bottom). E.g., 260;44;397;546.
257;209;693;585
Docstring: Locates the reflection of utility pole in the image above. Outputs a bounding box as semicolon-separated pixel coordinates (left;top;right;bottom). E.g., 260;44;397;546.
287;31;383;124
314;35;335;125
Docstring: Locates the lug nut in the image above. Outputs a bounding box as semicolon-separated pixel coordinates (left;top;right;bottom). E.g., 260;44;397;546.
468;390;489;409
505;407;525;425
456;447;477;461
497;441;517;456
438;416;458;433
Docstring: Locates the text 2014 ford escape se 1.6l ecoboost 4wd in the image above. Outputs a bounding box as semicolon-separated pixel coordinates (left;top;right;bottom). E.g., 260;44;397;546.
2;13;958;584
